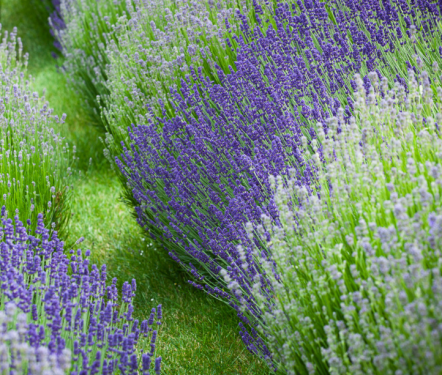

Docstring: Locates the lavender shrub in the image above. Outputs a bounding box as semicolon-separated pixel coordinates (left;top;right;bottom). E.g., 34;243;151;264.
113;0;442;364
0;26;74;235
247;70;442;374
0;210;162;374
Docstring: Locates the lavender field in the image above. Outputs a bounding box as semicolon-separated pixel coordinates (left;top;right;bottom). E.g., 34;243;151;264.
1;0;442;373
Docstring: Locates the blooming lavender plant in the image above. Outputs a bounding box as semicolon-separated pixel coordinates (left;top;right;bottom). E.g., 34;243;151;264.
247;70;442;374
0;26;74;235
0;210;162;374
112;0;442;363
49;0;125;127
326;0;442;82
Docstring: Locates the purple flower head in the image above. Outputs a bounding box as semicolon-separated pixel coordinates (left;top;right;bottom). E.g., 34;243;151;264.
155;357;162;375
142;353;152;371
147;308;156;326
157;304;162;324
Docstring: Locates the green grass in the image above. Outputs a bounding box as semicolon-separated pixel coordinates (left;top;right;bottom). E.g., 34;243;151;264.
1;0;274;373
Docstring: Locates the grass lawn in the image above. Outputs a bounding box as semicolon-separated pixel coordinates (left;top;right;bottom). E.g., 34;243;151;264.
1;1;274;373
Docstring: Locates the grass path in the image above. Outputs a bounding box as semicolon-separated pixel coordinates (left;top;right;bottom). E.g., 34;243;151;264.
2;1;273;373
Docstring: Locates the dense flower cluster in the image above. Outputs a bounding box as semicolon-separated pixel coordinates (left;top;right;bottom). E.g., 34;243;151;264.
248;70;442;373
114;0;442;363
0;26;73;234
0;210;162;374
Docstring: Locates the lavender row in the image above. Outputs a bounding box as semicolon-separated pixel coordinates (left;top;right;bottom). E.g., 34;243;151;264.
0;25;74;236
0;23;164;374
0;210;162;374
113;0;442;365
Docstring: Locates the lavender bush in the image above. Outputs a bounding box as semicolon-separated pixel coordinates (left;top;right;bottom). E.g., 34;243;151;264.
0;26;74;234
112;0;442;364
0;210;162;374
246;70;442;373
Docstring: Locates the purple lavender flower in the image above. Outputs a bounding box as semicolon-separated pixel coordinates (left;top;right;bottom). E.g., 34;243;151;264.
0;209;162;373
48;0;66;53
155;357;162;375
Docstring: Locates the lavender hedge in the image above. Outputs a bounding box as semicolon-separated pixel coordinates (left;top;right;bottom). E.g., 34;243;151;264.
102;0;272;128
0;26;74;236
0;210;162;374
113;0;442;364
103;0;442;142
